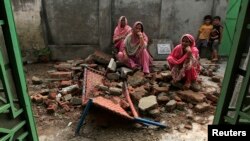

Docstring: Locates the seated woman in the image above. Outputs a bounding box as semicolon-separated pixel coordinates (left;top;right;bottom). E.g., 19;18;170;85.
113;16;132;53
117;21;153;74
167;34;200;90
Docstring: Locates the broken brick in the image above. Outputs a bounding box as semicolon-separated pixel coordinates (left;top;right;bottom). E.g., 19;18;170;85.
153;85;169;95
165;100;177;112
54;63;72;71
49;71;72;80
92;50;112;65
177;90;205;104
61;80;72;87
31;94;47;103
48;92;57;100
109;87;122;96
138;95;158;111
127;71;146;87
157;92;170;104
130;86;147;102
194;102;210;113
120;99;130;110
47;102;58;114
176;102;186;110
32;76;43;85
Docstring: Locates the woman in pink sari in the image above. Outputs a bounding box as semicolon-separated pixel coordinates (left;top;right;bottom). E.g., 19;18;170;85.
113;16;132;52
167;34;200;89
117;21;153;74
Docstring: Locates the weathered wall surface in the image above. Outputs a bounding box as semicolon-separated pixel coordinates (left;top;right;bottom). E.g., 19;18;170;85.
9;0;228;61
11;0;45;61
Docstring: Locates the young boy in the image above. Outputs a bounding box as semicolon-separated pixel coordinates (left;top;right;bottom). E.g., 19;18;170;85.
196;15;213;58
209;16;223;61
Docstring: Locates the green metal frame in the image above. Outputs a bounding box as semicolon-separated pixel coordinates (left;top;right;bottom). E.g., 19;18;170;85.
214;0;250;124
0;0;38;140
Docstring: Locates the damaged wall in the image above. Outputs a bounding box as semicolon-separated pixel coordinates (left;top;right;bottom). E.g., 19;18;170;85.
9;0;228;61
11;0;45;61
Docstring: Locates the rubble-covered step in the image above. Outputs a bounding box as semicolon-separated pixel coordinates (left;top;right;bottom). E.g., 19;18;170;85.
138;95;158;111
177;90;205;104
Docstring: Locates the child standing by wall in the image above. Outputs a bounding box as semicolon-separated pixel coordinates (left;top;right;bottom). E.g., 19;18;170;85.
209;16;223;62
196;15;213;58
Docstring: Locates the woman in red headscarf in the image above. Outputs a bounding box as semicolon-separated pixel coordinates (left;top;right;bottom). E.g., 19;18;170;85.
113;16;132;52
117;21;153;74
167;34;200;89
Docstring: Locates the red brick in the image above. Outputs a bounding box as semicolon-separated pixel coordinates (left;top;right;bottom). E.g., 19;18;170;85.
54;63;72;71
49;71;72;80
120;99;130;109
92;50;112;65
47;103;58;114
177;90;205;104
31;94;47;103
61;80;72;87
48;92;57;100
58;101;70;112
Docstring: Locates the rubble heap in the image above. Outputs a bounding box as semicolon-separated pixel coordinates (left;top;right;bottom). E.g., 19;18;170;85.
30;51;222;128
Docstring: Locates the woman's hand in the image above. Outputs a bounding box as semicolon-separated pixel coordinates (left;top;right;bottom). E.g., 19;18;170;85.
137;32;143;38
123;51;129;62
185;46;192;55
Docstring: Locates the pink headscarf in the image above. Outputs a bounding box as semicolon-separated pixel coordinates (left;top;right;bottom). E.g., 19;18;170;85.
130;21;148;46
167;34;199;67
113;16;132;40
180;34;199;59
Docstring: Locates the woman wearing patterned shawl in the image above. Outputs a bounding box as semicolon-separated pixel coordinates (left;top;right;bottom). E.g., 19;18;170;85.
113;16;132;52
117;21;153;74
167;34;200;89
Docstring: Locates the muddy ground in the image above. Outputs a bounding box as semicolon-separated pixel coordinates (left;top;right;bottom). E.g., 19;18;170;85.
24;60;225;141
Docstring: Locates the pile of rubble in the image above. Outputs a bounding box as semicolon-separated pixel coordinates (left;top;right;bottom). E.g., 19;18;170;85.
30;51;222;124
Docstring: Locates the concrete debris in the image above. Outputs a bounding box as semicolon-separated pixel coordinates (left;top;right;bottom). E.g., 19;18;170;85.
109;87;122;96
32;76;43;85
107;58;117;72
177;90;206;104
127;71;146;87
70;97;82;105
107;72;120;81
138;95;158;111
165;100;177;112
61;84;79;95
194;102;210;113
30;54;222;128
120;67;133;78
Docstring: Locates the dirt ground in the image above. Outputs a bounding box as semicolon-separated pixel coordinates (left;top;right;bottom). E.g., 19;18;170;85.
24;60;225;141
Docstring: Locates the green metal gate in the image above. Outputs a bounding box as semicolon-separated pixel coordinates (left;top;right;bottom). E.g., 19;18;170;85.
219;0;242;56
214;0;250;124
0;0;38;140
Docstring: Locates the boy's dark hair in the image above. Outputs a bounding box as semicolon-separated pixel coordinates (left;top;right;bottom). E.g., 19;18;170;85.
204;15;212;21
213;16;221;21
